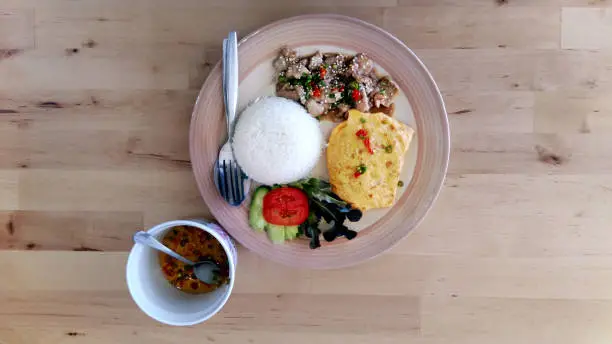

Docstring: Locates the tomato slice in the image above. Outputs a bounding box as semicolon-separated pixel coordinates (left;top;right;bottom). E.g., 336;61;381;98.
262;187;309;226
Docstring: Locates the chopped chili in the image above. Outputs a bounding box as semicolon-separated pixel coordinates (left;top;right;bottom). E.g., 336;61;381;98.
364;137;374;154
319;67;327;78
351;89;362;101
356;129;368;139
355;129;373;154
312;87;321;98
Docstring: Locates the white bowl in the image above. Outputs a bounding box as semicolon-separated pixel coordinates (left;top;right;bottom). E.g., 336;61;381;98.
126;219;237;326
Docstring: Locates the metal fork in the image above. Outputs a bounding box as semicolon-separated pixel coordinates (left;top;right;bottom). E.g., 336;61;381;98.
214;32;248;206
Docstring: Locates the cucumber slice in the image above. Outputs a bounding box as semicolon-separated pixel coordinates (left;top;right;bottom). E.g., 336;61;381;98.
249;186;270;232
284;226;299;240
265;224;286;244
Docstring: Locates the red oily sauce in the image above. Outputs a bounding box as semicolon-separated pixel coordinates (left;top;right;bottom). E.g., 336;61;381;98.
158;226;230;294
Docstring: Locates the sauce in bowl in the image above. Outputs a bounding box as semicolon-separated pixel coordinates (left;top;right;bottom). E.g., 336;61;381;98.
158;225;230;294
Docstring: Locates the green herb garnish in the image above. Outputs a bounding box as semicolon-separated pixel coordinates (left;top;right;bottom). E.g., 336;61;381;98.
360;117;366;123
384;145;393;153
357;164;367;174
398;180;404;187
289;178;360;247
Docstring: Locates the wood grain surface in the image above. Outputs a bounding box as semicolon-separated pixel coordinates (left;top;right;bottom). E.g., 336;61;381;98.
1;0;612;343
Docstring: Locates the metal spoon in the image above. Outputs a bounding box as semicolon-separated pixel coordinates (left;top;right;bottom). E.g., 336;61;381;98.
133;231;222;285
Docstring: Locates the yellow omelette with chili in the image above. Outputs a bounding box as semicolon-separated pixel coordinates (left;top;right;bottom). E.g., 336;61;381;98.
326;109;414;211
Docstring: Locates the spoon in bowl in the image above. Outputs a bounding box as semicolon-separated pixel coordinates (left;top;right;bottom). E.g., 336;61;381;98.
133;231;222;285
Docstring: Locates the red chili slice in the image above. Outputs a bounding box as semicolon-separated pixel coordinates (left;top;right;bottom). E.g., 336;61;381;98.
364;137;374;154
356;129;368;139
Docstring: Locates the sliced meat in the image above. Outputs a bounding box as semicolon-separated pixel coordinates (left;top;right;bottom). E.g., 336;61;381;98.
280;47;297;61
324;53;347;71
372;93;387;108
296;85;307;104
338;103;351;114
309;51;323;69
276;83;300;101
274;48;398;121
372;77;399;107
286;63;310;79
355;89;370;113
370;103;395;116
328;109;348;123
274;47;297;72
324;90;343;104
305;99;326;116
359;75;376;95
273;56;288;72
378;77;399;96
350;53;374;80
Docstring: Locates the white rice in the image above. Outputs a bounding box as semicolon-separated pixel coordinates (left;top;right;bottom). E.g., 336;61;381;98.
232;97;323;185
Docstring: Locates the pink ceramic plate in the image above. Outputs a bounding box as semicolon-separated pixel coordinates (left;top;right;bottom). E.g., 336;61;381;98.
190;14;449;269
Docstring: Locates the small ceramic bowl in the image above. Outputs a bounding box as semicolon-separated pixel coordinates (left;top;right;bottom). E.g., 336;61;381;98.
126;219;237;326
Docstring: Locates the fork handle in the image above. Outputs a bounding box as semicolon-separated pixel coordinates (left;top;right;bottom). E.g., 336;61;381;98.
223;32;239;136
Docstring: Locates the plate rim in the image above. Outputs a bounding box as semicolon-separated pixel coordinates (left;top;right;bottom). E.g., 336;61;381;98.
189;14;450;269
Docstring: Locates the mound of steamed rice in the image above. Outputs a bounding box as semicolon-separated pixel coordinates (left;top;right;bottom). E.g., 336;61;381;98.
232;97;323;185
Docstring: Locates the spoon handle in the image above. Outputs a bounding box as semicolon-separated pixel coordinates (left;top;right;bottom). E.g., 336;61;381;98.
133;231;194;265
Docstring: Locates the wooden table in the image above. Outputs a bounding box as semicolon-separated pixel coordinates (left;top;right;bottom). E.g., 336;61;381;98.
2;1;612;343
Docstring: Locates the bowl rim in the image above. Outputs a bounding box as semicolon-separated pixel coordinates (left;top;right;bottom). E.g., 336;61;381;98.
126;219;237;326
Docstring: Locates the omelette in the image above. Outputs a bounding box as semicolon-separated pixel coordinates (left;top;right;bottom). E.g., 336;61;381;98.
326;109;414;211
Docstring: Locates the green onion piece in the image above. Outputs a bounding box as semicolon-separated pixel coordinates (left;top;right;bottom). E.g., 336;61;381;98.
349;81;359;89
360;118;366;123
357;164;367;174
385;145;393;153
398;180;404;187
